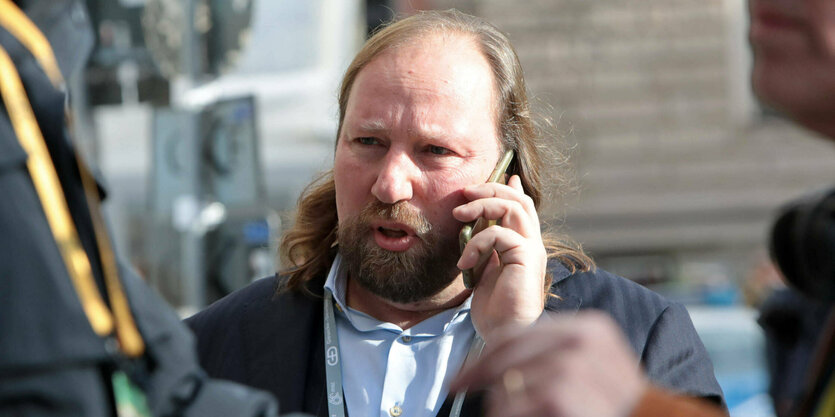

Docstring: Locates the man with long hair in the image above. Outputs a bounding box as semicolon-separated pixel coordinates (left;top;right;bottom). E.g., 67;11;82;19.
187;9;723;417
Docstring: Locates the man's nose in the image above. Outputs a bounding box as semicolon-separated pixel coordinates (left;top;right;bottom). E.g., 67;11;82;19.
371;152;416;204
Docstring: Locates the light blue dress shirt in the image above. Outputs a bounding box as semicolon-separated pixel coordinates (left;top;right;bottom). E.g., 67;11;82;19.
324;254;477;417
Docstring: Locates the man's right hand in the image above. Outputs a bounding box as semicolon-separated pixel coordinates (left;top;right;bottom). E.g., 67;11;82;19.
454;174;548;343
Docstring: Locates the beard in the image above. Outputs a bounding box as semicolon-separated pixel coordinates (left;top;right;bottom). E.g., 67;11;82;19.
337;200;461;304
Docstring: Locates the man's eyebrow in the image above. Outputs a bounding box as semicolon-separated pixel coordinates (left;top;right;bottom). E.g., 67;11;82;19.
356;120;458;143
357;120;389;134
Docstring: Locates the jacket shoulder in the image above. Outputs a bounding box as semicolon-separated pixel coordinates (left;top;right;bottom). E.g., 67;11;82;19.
552;267;673;325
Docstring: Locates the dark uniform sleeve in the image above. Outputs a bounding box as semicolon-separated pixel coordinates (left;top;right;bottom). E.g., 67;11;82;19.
119;265;279;417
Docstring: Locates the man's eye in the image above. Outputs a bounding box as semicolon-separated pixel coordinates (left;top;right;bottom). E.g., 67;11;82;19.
428;145;451;155
357;137;379;146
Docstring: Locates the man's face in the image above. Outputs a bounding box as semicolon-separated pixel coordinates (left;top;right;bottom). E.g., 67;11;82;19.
333;34;502;303
749;0;835;129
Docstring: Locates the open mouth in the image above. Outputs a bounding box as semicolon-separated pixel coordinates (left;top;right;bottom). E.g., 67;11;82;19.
378;226;408;238
371;222;419;252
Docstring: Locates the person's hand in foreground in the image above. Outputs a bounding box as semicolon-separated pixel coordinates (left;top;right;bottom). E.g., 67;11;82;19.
451;311;648;417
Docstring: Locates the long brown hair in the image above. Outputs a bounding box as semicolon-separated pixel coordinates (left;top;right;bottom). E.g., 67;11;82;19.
279;10;593;294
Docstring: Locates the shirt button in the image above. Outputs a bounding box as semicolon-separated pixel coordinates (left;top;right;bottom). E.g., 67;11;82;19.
389;405;402;417
401;335;412;343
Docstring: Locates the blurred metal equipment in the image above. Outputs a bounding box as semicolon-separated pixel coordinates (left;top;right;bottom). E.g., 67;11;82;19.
141;0;253;78
148;96;278;311
141;0;273;311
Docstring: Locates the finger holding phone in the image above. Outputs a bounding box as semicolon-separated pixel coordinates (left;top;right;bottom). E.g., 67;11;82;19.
453;151;548;343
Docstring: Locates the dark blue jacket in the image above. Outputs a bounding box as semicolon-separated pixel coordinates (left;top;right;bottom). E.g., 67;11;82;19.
187;263;725;416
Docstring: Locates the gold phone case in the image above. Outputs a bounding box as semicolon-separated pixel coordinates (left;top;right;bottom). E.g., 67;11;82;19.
459;149;515;288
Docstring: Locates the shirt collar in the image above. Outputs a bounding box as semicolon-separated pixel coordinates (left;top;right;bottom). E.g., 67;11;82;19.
323;253;350;313
323;253;472;336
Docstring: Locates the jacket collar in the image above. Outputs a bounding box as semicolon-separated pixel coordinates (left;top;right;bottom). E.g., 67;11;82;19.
544;261;582;314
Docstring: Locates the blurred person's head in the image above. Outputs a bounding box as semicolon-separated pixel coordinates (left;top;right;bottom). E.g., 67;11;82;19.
279;9;591;298
749;0;835;138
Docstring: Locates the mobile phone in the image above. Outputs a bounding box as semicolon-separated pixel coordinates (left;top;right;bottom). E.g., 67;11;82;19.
459;149;515;289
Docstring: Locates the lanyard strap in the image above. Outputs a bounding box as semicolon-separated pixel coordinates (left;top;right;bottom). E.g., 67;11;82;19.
0;0;144;357
323;290;346;417
322;290;482;417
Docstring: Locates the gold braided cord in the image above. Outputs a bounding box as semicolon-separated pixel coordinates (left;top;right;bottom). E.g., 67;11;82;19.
0;0;145;356
0;44;113;335
76;155;145;356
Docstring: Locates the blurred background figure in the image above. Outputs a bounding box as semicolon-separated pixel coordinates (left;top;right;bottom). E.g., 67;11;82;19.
54;0;835;416
750;0;835;416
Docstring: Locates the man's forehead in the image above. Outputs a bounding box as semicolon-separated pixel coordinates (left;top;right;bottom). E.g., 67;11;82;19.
345;38;500;133
372;34;494;91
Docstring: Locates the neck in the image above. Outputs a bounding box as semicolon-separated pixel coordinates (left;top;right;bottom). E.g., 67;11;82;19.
345;275;470;330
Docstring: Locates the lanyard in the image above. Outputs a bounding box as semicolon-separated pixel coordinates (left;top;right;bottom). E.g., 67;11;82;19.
323;290;484;417
0;0;144;358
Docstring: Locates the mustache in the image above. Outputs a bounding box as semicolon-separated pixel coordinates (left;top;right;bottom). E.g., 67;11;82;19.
358;200;433;237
